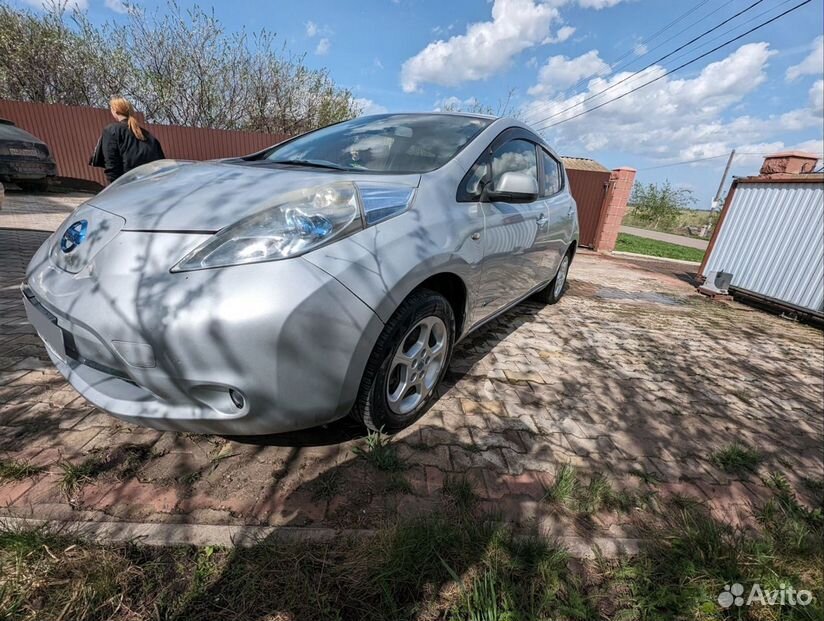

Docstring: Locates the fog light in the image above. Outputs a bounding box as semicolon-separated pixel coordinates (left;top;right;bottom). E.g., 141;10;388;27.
229;389;245;409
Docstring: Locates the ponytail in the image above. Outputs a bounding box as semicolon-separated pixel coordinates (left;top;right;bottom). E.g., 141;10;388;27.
126;115;145;141
109;97;145;141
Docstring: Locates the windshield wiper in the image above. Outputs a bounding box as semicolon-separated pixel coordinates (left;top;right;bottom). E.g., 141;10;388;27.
269;159;347;171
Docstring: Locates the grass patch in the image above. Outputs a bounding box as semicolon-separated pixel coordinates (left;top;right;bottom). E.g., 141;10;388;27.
59;455;107;498
0;459;44;481
311;469;341;500
353;428;405;472
543;463;578;504
544;467;650;515
442;475;476;512
711;442;762;476
591;483;824;620
622;206;718;238
1;474;821;620
615;233;705;262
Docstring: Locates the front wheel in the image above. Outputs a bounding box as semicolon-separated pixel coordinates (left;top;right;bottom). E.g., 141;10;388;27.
352;289;455;432
535;251;571;304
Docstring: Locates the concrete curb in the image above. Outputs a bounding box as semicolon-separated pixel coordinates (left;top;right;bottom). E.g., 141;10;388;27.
611;250;702;266
0;516;642;558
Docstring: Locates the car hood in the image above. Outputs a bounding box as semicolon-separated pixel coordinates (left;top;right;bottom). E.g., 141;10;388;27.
89;161;421;232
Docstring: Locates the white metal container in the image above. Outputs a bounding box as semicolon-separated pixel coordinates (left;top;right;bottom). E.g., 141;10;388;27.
701;178;824;315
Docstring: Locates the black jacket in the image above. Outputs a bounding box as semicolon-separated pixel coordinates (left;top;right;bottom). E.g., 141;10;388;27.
90;121;165;183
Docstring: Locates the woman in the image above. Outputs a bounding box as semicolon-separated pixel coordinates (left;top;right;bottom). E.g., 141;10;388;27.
90;98;165;183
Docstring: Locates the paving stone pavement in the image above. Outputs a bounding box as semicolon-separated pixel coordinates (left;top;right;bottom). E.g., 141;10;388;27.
1;194;822;539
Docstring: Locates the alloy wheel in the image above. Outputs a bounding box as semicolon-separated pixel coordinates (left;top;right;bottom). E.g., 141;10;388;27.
386;316;447;415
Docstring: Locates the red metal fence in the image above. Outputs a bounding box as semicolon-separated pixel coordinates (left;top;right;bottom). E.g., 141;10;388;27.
2;100;628;250
0;100;287;186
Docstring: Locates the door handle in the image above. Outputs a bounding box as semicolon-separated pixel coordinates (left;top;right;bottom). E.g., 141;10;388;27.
471;232;481;241
536;214;548;226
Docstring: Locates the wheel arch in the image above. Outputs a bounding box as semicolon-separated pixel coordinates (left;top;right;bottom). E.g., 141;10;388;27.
411;272;469;339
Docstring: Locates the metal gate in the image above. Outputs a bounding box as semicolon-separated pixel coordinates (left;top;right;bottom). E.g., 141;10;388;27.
566;167;611;247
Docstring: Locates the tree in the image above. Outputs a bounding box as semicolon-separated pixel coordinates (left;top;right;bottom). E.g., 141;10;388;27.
628;180;696;229
0;0;360;134
439;89;519;118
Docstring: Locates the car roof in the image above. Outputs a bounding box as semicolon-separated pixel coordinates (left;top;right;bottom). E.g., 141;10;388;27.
359;111;499;122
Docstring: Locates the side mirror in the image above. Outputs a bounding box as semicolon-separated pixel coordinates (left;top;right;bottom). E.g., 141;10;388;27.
484;172;538;203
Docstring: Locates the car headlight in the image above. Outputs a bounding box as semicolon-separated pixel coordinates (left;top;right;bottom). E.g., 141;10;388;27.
173;181;415;271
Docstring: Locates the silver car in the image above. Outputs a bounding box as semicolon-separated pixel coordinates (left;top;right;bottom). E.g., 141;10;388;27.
22;113;578;435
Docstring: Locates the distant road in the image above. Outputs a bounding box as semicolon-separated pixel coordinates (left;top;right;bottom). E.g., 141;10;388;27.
620;225;709;250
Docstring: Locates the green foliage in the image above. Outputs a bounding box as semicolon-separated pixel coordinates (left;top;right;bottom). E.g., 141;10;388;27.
0;0;359;134
544;463;578;504
352;428;406;472
2;476;821;621
59;455;107;498
594;487;824;621
628;180;697;230
0;459;44;481
442;475;477;512
711;442;762;476
615;233;706;262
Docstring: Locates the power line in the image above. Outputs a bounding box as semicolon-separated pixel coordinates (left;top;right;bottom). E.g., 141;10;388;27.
521;0;714;122
534;0;813;132
637;150;818;171
642;0;796;73
637;154;730;170
528;0;767;130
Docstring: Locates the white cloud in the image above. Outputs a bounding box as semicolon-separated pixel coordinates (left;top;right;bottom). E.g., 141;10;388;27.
528;50;610;96
521;42;790;162
354;98;389;115
810;79;824;113
577;0;625;8
21;0;88;8
547;25;576;44
633;41;647;56
373;57;384;70
786;35;824;81
401;0;565;92
315;38;331;56
104;0;129;13
305;21;318;37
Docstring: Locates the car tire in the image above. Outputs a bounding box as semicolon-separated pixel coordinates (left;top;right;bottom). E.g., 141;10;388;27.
352;288;455;433
535;249;572;305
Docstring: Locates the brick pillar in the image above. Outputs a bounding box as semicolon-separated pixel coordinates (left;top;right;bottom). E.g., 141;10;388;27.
593;167;636;253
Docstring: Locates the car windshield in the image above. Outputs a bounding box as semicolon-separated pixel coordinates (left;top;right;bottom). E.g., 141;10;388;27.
262;114;492;174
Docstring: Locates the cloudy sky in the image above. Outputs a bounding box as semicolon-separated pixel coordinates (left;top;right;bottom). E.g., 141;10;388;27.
19;0;824;206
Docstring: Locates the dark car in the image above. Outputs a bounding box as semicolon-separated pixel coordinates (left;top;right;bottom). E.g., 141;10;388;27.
0;118;57;191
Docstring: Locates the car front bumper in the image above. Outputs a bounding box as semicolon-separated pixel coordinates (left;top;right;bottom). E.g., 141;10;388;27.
23;230;384;434
0;156;57;180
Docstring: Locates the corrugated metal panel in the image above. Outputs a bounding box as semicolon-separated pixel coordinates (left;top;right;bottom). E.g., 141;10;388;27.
702;182;824;313
566;168;610;247
0;100;287;185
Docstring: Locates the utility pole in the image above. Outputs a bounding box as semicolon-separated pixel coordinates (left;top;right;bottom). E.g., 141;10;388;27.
703;149;735;237
712;149;736;209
